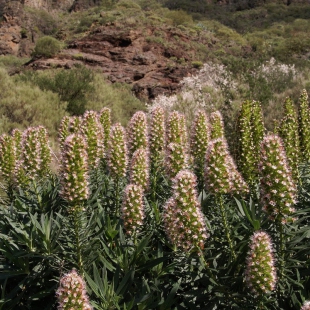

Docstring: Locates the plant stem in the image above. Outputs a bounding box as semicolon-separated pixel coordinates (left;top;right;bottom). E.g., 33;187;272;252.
73;209;83;274
217;195;236;261
115;178;120;217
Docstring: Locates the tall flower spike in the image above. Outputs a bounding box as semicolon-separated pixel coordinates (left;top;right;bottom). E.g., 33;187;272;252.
108;123;128;179
149;106;166;164
121;184;145;234
237;100;265;185
191;110;210;171
301;301;310;310
245;231;277;297
130;148;149;192
298;89;310;161
205;138;248;195
98;107;111;154
163;170;208;251
81;110;104;168
210;111;225;140
166;142;189;179
59;116;83;149
0;134;17;183
37;126;52;178
12;128;22;160
277;97;300;182
259;134;297;223
56;269;92;310
166;111;188;148
60;134;89;208
127;111;148;156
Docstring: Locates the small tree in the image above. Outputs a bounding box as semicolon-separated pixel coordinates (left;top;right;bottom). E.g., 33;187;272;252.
32;36;63;58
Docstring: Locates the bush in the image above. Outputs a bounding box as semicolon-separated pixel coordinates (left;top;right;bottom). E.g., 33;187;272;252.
32;36;63;58
165;9;193;26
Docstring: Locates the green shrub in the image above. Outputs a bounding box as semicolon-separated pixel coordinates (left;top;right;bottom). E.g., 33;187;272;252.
165;9;193;26
116;0;141;10
32;36;63;58
192;60;203;69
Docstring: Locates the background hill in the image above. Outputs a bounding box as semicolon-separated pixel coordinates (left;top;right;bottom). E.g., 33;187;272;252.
1;0;310;140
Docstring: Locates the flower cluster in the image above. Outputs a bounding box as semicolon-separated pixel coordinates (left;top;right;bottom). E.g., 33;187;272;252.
166;111;188;149
127;111;148;156
0;134;17;182
56;269;92;310
301;301;310;310
59;116;82;149
108;123;128;179
121;184;145;234
259;134;297;223
205;138;248;195
190;110;210;171
98;107;111;152
245;231;277;297
166;142;189;179
163;170;208;251
237;100;264;185
149;106;166;164
130;148;149;192
210;111;225;140
276;97;300;182
81;111;104;168
37;126;52;178
60;134;89;207
298;89;310;161
12;129;22;159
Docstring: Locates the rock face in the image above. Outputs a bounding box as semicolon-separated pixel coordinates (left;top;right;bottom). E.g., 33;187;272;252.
27;25;198;100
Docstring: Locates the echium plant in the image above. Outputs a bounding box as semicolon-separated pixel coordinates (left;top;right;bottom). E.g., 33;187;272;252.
98;107;111;153
59;116;82;149
276;97;300;182
237;100;264;186
190;110;210;187
298;89;310;161
301;301;310;310
81;110;104;168
205;138;248;195
108;123;128;180
130;148;149;192
121;184;145;235
0;134;17;184
259;134;297;223
37;126;52;178
166;111;188;149
166;142;189;179
127;111;148;157
210;111;225;140
56;269;92;310
163;170;208;252
59;134;89;209
149;106;166;165
245;231;277;298
12;128;22;159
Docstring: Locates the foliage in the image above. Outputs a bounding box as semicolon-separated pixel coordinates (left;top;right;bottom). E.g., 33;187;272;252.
32;36;64;58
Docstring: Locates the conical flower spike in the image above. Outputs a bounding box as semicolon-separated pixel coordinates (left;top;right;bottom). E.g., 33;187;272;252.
121;184;145;234
60;134;89;208
210;111;225;140
12;129;22;159
108;123;128;179
191;110;210;171
166;111;188;148
277;97;300;182
163;170;208;251
245;231;277;297
81;110;104;168
37;126;52;178
149;106;166;164
301;301;310;310
59;116;82;149
98;107;111;153
237;100;264;185
166;142;188;179
0;134;17;182
130;148;150;192
259;134;297;223
56;269;92;310
127;111;148;156
298;89;310;161
205;138;248;195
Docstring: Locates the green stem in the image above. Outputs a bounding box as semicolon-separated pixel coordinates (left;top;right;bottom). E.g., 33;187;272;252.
115;178;120;217
73;209;83;274
217;195;236;261
278;221;285;284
